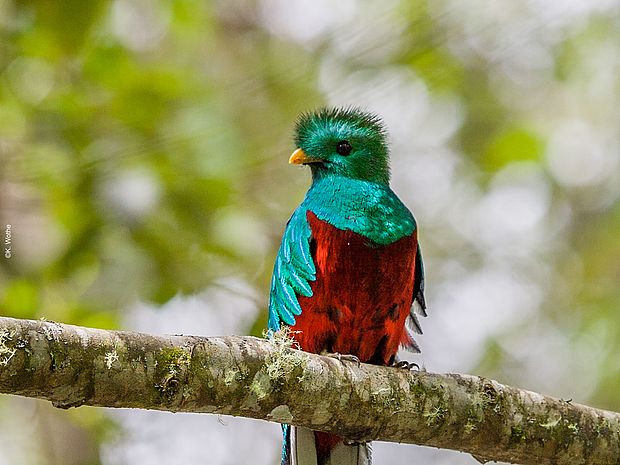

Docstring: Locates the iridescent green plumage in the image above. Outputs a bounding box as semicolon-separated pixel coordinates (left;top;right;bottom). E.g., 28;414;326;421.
269;107;426;465
269;207;315;329
268;106;423;330
295;107;390;185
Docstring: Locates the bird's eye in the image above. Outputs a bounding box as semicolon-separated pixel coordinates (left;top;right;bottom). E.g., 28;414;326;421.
336;140;352;156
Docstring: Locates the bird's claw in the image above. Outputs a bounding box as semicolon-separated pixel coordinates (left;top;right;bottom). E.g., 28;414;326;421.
325;352;361;367
391;360;419;370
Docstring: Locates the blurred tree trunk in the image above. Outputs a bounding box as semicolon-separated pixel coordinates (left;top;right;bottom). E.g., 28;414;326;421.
0;316;618;465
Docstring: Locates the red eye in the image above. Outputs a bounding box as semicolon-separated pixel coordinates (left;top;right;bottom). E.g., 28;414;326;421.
336;140;352;156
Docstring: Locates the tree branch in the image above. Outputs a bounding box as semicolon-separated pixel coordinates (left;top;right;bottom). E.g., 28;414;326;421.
0;316;618;464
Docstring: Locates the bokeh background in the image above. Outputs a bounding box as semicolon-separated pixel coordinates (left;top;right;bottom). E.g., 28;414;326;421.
1;0;619;464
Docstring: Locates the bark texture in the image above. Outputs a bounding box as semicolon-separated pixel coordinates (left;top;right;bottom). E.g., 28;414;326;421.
0;316;619;465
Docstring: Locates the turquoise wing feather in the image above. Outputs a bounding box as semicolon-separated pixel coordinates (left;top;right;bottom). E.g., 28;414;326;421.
268;207;316;331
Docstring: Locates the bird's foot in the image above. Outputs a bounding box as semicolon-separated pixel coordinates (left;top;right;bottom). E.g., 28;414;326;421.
391;360;419;370
325;352;361;367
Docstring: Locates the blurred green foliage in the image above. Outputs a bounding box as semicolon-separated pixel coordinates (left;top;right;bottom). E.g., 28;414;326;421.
1;0;320;331
0;1;619;464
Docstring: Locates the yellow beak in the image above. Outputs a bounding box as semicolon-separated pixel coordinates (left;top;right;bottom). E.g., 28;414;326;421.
289;148;310;165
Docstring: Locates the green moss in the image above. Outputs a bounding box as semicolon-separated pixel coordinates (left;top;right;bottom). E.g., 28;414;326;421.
410;380;424;395
539;417;560;429
370;387;395;409
47;339;74;372
480;381;503;414
156;347;191;370
224;369;236;385
464;419;477;434
510;425;527;443
154;347;191;399
224;365;249;386
537;413;584;449
464;408;482;434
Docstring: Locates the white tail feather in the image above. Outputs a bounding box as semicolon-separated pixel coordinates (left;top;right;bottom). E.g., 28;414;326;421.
290;427;318;465
287;426;371;465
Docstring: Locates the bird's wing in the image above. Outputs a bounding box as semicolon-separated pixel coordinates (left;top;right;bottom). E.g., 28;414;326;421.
401;241;427;353
268;207;316;331
413;243;427;316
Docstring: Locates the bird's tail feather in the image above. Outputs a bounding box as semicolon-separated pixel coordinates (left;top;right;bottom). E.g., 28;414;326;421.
283;426;371;465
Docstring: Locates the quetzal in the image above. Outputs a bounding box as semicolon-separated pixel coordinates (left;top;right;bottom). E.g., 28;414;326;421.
268;107;426;465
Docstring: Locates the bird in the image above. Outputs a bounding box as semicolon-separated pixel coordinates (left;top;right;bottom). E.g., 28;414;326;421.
268;107;426;465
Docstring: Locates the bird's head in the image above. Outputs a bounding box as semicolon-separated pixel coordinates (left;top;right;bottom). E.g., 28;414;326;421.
290;107;390;185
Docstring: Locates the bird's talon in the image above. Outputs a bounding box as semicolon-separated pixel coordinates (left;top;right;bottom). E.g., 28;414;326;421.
392;360;419;370
325;352;361;367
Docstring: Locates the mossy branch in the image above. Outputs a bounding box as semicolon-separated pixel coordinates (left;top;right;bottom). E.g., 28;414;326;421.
0;316;619;465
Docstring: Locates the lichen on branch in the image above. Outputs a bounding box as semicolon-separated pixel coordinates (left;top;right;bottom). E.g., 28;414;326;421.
0;316;619;465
